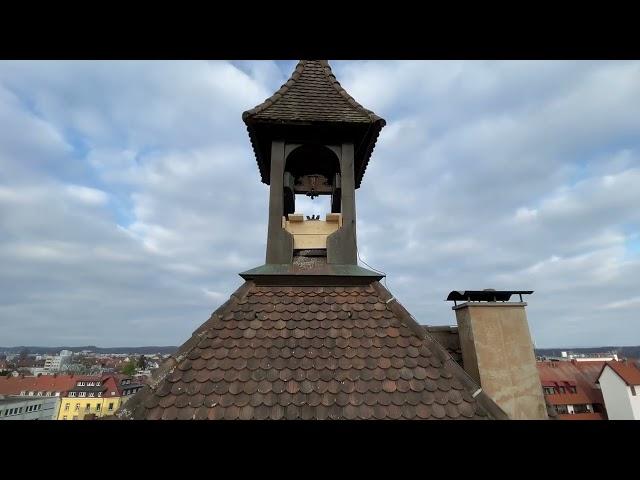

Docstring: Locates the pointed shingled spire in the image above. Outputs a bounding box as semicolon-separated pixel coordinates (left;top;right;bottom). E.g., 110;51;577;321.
243;60;383;124
243;60;386;188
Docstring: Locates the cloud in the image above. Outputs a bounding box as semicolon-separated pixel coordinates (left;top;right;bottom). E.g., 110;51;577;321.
0;60;638;348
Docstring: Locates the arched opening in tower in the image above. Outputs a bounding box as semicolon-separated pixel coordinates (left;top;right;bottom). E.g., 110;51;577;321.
282;144;342;251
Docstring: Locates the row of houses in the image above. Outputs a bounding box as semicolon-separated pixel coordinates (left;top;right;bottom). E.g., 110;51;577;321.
538;358;640;420
0;374;144;420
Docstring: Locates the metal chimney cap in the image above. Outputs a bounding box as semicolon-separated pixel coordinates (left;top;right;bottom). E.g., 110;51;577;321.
445;290;533;302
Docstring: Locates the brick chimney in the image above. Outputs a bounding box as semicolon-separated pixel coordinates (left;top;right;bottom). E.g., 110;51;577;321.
446;289;547;420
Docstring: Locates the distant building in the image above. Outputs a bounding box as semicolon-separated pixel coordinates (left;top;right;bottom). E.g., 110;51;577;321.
0;374;78;398
537;360;607;419
597;360;640;420
119;377;144;400
0;396;60;420
44;351;72;373
57;375;144;420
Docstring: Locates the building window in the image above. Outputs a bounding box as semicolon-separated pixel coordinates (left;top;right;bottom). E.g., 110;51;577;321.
108;402;114;411
543;387;555;395
78;392;86;397
85;403;90;411
20;391;26;396
96;404;101;411
89;393;94;397
46;392;51;396
64;403;70;411
18;407;23;414
555;404;569;414
574;404;589;414
37;391;43;396
74;404;80;411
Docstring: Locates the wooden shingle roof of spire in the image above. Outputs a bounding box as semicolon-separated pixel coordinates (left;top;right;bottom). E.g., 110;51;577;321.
116;281;508;420
242;60;386;188
242;60;383;124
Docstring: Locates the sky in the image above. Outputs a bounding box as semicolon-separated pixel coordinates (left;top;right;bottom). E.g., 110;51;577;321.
0;60;639;348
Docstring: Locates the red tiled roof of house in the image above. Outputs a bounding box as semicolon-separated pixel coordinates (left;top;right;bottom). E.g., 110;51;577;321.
0;374;79;396
537;360;605;406
600;360;640;386
102;376;121;396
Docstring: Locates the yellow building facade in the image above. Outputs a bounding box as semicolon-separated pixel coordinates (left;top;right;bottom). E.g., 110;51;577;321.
57;395;123;420
55;376;142;420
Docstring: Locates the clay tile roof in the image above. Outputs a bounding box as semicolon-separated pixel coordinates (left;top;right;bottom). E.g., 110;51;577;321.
537;361;605;406
242;60;386;188
422;326;463;367
0;374;78;396
600;361;640;386
117;281;508;420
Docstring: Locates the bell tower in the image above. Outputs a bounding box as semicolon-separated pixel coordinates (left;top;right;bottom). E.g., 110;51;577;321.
242;60;386;268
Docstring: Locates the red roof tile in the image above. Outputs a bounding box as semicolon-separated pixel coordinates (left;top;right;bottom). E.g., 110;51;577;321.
0;374;79;396
537;360;605;406
600;361;640;386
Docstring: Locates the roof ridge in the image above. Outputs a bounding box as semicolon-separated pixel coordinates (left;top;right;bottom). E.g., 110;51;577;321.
242;60;306;121
316;60;382;123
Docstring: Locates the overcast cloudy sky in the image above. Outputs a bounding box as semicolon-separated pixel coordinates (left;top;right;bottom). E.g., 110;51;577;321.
0;60;638;348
